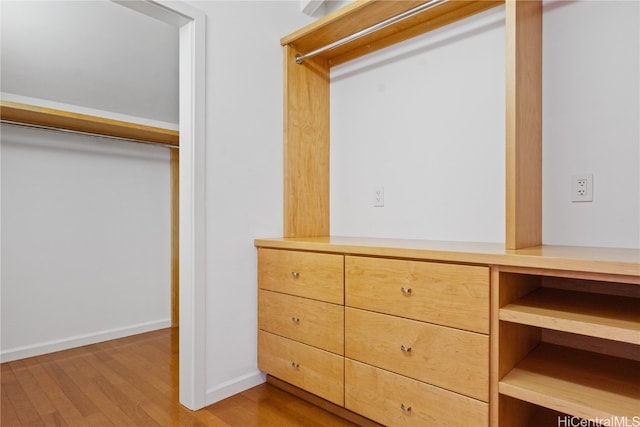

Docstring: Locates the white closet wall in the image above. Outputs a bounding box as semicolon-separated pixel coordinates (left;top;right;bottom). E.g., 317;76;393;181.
1;124;171;361
330;1;639;248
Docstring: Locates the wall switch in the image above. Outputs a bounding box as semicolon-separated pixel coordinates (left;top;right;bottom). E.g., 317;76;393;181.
373;187;384;207
571;174;593;202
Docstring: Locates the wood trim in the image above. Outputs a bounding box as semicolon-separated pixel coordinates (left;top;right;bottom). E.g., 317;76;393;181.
282;0;503;67
0;100;179;147
505;0;542;249
283;45;330;237
254;237;640;278
171;149;180;327
266;375;383;427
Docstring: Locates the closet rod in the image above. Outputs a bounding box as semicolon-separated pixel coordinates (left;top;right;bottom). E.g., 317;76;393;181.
1;120;179;150
295;0;447;64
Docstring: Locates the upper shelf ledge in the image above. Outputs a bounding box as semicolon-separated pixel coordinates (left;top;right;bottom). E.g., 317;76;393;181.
281;0;504;67
0;100;179;147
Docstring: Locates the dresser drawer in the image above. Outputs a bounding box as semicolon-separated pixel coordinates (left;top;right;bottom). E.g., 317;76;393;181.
345;308;488;401
345;359;488;427
258;248;344;304
258;331;344;406
258;289;344;355
345;256;489;333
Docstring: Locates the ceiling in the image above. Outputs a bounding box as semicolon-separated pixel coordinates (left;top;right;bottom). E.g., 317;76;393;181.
1;0;179;124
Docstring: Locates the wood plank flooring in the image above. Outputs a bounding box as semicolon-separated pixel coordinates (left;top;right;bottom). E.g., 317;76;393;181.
1;328;357;426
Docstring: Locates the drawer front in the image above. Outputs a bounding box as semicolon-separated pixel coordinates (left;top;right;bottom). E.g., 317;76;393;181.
258;248;344;304
258;331;344;406
345;359;488;427
345;308;488;401
258;289;344;355
345;256;489;333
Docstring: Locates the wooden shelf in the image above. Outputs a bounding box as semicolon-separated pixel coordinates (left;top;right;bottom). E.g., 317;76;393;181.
500;288;640;345
255;237;640;279
499;343;640;421
0;100;178;147
281;0;503;67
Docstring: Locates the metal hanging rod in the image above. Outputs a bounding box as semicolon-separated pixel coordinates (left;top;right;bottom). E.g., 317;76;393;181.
0;120;178;150
295;0;447;64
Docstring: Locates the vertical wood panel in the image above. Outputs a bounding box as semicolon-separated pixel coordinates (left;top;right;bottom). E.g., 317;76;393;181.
283;45;330;237
171;149;179;327
505;0;542;249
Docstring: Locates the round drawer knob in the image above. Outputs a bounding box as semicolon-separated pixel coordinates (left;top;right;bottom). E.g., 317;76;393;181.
400;345;412;353
291;362;300;369
291;316;300;324
400;403;412;413
400;287;412;295
291;271;300;279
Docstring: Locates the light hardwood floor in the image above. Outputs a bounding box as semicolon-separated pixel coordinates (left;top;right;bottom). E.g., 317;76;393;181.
1;328;357;426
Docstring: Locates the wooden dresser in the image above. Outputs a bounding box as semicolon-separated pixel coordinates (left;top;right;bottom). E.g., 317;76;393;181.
256;237;640;427
266;2;639;425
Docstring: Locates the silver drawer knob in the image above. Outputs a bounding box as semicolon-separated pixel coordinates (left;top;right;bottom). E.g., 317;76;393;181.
400;287;412;295
291;362;299;368
400;403;412;413
291;271;300;279
291;316;300;324
400;345;412;353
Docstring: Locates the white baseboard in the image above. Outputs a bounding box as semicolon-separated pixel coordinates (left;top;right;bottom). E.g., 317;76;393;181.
0;319;172;363
206;370;267;405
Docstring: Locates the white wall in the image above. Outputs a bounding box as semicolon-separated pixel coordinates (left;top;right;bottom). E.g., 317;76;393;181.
542;0;639;248
0;0;179;123
330;0;639;249
331;6;506;243
1;121;171;362
180;0;315;404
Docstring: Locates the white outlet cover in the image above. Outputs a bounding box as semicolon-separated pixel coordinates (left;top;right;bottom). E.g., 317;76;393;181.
571;173;593;202
373;187;384;207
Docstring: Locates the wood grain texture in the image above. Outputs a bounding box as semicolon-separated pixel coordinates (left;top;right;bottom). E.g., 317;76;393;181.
499;343;640;421
345;308;489;401
346;256;489;333
500;288;640;344
505;0;542;249
255;237;640;278
266;375;381;427
282;0;502;67
258;248;344;304
345;359;488;427
0;100;179;147
258;289;344;355
258;331;344;406
1;328;357;427
283;45;330;238
171;149;179;327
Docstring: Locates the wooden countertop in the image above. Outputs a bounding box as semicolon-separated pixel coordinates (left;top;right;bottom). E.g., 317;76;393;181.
254;236;640;280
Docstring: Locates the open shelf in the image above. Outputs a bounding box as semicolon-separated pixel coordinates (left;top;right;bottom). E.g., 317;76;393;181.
281;0;503;67
500;288;640;345
0;100;179;147
499;343;640;421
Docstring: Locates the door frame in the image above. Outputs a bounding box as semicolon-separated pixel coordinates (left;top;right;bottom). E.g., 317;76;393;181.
113;0;207;410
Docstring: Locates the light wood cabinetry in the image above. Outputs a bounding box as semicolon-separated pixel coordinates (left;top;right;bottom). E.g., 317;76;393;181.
258;248;344;304
345;307;489;402
257;239;639;426
258;331;344;405
345;359;488;427
257;243;495;425
261;0;639;425
495;269;640;426
257;248;345;406
345;256;489;333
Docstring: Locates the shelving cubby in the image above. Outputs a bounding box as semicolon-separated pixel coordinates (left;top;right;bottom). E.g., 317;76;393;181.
495;269;640;426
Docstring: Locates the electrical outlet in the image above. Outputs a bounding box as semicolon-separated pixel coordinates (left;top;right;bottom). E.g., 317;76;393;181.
571;174;593;202
373;187;384;207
